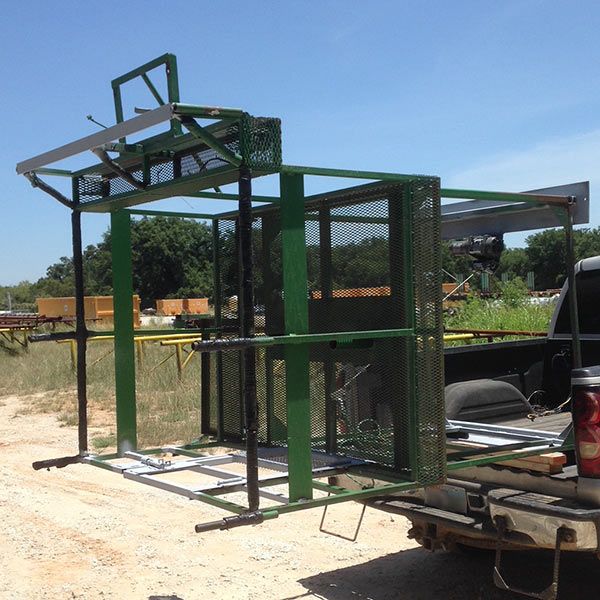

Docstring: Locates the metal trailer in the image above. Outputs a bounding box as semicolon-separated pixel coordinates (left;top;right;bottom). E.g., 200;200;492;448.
16;54;589;538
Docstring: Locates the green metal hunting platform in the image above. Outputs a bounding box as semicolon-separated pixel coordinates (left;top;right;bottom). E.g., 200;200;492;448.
18;54;586;532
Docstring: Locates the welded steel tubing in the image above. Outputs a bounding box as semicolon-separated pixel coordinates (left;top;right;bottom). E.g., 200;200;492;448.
565;201;582;368
71;205;88;454
238;165;259;512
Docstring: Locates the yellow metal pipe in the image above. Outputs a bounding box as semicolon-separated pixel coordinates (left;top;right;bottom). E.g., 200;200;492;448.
160;337;201;346
135;338;143;367
443;334;475;342
181;348;196;370
134;332;204;342
56;331;202;344
57;336;115;344
175;344;183;378
165;333;478;346
69;339;76;371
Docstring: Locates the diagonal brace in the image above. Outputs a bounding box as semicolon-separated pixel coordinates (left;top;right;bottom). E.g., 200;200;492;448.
91;148;146;190
141;73;166;106
24;172;73;209
175;115;242;166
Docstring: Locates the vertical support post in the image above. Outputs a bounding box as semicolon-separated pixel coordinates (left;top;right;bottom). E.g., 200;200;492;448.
165;53;182;136
72;179;88;455
565;201;582;369
175;343;183;378
112;85;125;144
135;338;143;368
261;213;278;445
238;166;259;512
200;329;211;435
212;220;224;440
280;172;313;501
111;210;137;455
390;185;417;475
526;271;535;291
319;206;337;454
69;339;76;372
481;272;490;293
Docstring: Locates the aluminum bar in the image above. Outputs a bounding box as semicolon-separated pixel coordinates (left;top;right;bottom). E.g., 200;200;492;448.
16;103;175;174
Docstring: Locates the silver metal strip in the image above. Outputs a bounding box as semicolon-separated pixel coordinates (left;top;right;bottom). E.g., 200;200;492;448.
124;466;288;504
449;420;562;444
124;453;237;476
572;376;600;385
123;470;199;499
16;104;175;174
82;456;126;473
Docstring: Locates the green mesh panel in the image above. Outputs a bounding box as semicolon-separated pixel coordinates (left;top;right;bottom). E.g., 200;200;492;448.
75;116;281;207
209;177;445;484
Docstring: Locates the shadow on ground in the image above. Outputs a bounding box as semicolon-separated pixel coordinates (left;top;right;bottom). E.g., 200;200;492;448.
290;546;600;600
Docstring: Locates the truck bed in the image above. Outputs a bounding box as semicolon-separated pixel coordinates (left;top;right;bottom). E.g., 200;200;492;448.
497;411;571;434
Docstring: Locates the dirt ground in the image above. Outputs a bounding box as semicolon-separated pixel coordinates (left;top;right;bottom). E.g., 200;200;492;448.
1;394;599;600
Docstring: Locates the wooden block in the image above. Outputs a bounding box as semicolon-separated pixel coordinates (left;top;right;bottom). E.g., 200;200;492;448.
496;458;563;474
519;452;566;466
447;440;567;474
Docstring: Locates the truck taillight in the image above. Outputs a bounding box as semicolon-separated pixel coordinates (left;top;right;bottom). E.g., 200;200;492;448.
572;367;600;478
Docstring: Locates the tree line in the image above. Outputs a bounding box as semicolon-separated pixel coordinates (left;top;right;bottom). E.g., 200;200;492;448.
3;219;600;311
2;217;213;311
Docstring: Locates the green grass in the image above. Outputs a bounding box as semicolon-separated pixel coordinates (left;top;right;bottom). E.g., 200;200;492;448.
0;296;557;453
91;434;117;450
446;277;555;336
446;297;555;333
0;325;201;452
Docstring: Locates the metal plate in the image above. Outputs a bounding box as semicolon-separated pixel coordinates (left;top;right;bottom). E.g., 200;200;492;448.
441;181;589;239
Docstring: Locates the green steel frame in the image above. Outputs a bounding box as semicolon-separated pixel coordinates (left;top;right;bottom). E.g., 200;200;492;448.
17;53;582;530
112;53;182;140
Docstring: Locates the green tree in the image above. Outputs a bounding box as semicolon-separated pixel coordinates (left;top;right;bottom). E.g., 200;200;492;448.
575;227;600;261
525;229;565;290
498;248;530;280
0;280;37;311
526;227;600;290
14;217;214;309
441;243;474;283
130;217;213;307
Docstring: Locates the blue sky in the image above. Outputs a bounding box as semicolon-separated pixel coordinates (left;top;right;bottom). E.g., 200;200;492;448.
3;0;600;284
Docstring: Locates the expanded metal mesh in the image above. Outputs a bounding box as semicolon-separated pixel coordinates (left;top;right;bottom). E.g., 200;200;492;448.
411;178;445;484
76;116;281;205
206;178;444;483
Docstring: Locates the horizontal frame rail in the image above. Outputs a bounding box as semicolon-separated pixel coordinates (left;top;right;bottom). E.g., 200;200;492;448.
441;187;571;207
447;444;574;471
126;209;215;219
169;328;414;351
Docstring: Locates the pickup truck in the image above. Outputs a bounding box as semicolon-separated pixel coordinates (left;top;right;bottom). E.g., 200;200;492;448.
362;256;600;599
